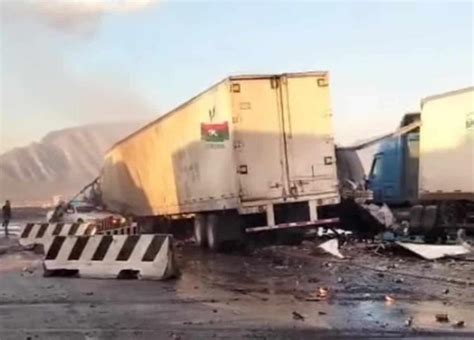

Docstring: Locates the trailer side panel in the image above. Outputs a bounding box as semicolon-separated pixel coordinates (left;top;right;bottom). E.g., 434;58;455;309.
419;87;474;201
102;81;239;215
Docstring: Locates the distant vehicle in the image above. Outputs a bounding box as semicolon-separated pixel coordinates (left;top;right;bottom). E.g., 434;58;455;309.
47;201;122;224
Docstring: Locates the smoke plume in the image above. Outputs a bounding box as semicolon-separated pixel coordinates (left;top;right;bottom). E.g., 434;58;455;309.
0;0;158;152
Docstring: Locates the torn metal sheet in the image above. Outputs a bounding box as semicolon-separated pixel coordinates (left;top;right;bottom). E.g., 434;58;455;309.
362;203;395;228
396;241;472;260
318;239;345;259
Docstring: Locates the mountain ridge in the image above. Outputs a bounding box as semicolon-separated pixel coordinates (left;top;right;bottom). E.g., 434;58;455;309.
0;121;143;206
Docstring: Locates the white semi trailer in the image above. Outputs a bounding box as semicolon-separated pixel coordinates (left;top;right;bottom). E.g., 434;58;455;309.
418;86;474;231
100;72;341;250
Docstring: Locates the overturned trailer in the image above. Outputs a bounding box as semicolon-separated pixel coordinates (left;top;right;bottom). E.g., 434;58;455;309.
100;72;341;250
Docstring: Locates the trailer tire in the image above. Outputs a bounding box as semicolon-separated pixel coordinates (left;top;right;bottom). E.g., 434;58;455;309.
194;214;207;247
206;213;221;252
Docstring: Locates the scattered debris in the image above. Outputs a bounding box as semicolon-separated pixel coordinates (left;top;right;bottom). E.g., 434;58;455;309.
318;287;328;298
443;288;450;294
396;242;471;260
452;320;465;328
405;317;413;327
318;311;327;315
435;314;449;323
84;292;94;296
337;277;343;283
385;295;395;304
394;278;404;284
362;203;395;228
168;331;181;340
308;277;319;283
306;287;329;301
319;239;344;259
292;311;305;321
22;266;35;274
305;296;323;302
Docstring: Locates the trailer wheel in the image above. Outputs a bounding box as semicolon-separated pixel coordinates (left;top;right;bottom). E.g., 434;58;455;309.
206;213;222;252
194;214;207;247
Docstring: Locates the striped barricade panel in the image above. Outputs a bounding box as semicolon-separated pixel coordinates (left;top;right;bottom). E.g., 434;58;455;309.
43;234;177;280
19;223;97;248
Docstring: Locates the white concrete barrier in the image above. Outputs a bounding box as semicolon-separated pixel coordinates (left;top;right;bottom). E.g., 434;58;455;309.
43;234;177;280
19;223;97;248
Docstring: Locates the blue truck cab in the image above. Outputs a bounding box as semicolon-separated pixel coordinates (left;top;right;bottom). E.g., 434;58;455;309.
367;113;420;205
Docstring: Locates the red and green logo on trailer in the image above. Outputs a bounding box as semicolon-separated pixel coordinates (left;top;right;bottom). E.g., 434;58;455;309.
201;122;229;142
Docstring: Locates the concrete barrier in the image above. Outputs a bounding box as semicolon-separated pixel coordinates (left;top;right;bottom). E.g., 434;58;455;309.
19;223;97;248
43;234;177;280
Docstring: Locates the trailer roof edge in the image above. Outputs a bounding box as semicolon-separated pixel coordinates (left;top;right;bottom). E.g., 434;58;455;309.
421;86;474;108
106;71;329;153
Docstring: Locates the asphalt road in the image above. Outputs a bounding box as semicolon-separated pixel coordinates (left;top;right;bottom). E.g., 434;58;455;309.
1;236;474;339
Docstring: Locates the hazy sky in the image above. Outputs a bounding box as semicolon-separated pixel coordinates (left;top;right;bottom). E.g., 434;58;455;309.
1;0;473;153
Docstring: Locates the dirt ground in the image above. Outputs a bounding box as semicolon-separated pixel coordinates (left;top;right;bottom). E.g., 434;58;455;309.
1;230;473;339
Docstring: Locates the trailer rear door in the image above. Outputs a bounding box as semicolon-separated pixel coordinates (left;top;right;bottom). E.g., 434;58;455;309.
281;74;337;197
231;78;288;201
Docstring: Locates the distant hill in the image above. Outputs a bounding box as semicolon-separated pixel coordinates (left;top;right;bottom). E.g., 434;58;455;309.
0;122;143;206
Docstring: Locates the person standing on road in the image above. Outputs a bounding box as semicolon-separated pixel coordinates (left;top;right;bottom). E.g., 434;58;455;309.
2;200;12;238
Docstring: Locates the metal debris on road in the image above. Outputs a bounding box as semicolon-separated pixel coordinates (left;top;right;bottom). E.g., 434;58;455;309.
435;314;449;323
396;242;472;260
22;266;35;274
306;287;329;301
385;295;395;305
292;311;305;321
318;239;345;259
318;287;328;298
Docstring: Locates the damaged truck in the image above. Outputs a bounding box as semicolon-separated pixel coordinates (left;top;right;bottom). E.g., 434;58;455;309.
366;87;474;239
99;72;341;250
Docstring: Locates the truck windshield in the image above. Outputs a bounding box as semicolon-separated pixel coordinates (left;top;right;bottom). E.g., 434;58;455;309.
370;154;383;178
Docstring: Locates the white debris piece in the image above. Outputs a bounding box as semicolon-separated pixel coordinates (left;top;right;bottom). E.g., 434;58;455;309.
316;227;352;237
363;203;395;228
396;241;472;260
319;239;345;259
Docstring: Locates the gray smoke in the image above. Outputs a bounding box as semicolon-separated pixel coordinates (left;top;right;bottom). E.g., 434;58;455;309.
0;0;157;152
